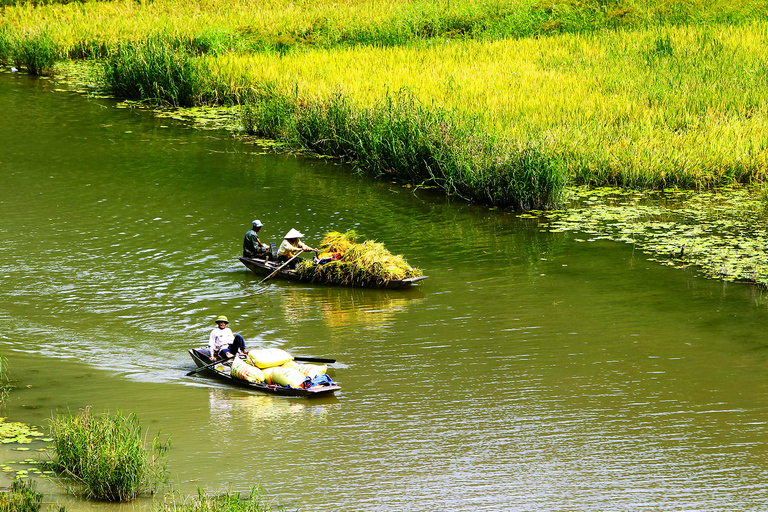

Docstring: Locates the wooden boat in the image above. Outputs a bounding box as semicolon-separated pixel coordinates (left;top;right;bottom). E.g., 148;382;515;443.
239;256;428;289
188;347;341;397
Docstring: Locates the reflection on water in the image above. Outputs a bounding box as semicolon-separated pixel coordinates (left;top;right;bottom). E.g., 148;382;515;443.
278;285;425;331
207;388;333;427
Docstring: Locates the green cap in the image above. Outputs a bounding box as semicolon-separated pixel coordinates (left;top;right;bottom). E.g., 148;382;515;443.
214;315;229;324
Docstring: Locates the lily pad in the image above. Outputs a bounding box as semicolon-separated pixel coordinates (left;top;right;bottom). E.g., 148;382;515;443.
545;185;768;287
0;418;44;444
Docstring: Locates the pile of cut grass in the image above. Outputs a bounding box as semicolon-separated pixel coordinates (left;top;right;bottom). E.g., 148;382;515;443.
47;408;170;502
296;231;423;287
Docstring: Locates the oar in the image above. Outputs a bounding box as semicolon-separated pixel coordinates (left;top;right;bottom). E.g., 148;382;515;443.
294;356;336;364
258;252;303;284
186;358;226;376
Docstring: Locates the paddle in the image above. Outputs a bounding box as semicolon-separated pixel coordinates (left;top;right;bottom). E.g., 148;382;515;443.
258;251;303;284
186;358;226;376
294;356;336;364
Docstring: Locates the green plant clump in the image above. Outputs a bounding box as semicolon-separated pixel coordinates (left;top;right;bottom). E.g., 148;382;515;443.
47;407;170;502
0;478;43;512
101;39;203;107
242;90;565;209
0;28;60;76
156;488;282;512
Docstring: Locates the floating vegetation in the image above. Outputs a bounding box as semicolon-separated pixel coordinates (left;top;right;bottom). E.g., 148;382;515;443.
295;231;422;287
0;418;44;445
542;186;768;287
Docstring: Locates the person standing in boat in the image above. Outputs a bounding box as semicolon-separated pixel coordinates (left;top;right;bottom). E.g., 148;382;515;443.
208;315;247;361
243;219;271;260
276;228;317;269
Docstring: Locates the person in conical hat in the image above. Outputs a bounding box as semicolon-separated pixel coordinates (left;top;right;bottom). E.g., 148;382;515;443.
276;228;317;269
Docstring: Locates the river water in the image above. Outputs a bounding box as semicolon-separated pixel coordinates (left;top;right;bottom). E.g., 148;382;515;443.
2;71;768;511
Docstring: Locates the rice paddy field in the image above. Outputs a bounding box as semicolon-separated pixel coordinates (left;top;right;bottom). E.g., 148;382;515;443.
1;0;767;205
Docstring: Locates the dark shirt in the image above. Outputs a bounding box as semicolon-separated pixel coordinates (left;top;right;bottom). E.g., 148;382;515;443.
243;229;266;258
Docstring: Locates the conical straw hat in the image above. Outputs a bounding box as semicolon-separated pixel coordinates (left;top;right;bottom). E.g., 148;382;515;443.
284;228;304;239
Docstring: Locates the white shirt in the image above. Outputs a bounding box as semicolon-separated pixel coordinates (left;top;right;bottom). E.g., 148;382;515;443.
208;326;234;354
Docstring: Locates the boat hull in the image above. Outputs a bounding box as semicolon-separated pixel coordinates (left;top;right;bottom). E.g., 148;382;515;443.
239;257;427;289
188;348;340;397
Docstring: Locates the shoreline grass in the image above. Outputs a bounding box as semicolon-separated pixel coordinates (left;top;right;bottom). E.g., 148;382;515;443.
47;408;170;502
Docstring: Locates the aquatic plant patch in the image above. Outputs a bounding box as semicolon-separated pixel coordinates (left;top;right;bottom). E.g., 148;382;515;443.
0;419;45;445
541;186;768;287
156;487;282;512
47;408;170;502
0;478;43;512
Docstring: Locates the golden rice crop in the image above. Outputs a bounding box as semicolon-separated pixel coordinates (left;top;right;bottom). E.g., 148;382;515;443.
296;234;422;286
206;21;768;188
319;230;358;253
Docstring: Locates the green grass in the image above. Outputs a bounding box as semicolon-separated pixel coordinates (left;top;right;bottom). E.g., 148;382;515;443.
0;479;44;512
156;488;284;512
241;88;566;209
0;27;60;76
46;408;170;502
101;38;203;107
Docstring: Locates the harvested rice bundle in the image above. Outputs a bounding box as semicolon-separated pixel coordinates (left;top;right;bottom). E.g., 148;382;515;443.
320;230;357;253
296;233;422;286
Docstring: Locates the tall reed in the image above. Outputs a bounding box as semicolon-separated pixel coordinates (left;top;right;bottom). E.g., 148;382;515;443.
242;89;566;209
47;408;170;502
101;39;203;107
0;28;60;75
0;356;8;406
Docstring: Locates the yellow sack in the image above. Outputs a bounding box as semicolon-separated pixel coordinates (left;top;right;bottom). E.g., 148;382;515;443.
261;367;276;384
269;367;310;389
282;361;327;378
246;348;293;369
230;357;265;383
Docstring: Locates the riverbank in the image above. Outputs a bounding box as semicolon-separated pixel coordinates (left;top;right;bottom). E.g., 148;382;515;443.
2;0;767;208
